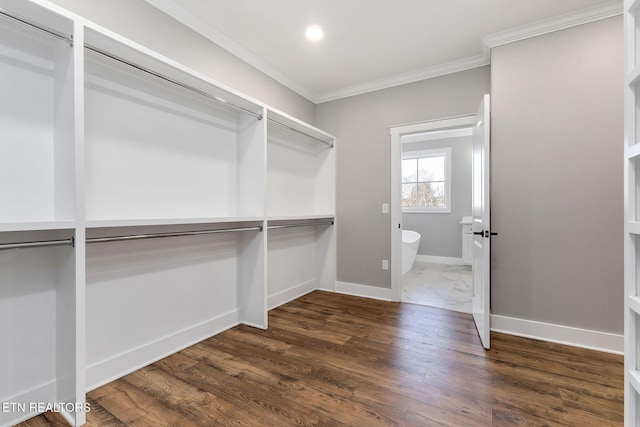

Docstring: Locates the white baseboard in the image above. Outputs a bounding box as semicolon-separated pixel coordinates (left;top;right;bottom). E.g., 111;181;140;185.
0;380;56;427
86;310;239;391
491;314;623;355
268;279;316;310
335;281;392;301
415;255;464;265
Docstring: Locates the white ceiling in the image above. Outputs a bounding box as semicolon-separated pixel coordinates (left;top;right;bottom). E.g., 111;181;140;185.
145;0;621;103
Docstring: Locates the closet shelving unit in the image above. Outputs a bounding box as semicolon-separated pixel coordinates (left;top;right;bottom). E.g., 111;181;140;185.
626;1;640;426
266;109;336;309
1;1;336;426
0;1;83;426
82;25;268;391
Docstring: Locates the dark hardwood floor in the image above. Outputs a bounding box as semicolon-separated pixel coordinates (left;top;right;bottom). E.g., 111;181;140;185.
19;291;623;426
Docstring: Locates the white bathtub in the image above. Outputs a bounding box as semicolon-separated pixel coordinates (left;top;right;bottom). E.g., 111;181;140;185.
402;230;421;275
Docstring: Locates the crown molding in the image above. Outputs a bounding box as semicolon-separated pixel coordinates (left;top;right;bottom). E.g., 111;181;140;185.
144;0;318;103
315;55;490;104
146;0;623;105
483;0;622;49
317;0;622;103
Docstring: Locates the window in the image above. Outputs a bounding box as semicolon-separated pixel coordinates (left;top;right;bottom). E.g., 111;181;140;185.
402;147;452;213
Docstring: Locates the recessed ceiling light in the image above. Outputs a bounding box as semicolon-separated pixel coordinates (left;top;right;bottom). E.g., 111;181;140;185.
305;24;324;41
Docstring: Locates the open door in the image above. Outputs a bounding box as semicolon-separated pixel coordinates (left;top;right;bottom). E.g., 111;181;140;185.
472;94;491;349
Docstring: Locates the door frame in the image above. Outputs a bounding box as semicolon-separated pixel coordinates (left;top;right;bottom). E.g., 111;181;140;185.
389;114;477;302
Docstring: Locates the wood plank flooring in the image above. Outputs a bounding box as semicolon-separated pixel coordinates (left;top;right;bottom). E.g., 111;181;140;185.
18;291;623;426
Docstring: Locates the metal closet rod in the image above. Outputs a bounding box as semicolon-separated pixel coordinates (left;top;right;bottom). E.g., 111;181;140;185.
267;118;334;148
86;225;263;244
267;220;334;230
0;237;75;251
0;8;73;45
84;44;264;121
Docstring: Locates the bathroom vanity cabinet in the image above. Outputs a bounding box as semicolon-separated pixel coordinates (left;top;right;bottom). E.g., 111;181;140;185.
461;216;473;266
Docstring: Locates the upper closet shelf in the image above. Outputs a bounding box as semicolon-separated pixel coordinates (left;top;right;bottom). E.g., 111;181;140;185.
627;64;640;87
267;214;335;222
85;217;265;229
267;108;335;147
83;25;265;122
0;220;76;233
0;0;73;41
628;0;640;13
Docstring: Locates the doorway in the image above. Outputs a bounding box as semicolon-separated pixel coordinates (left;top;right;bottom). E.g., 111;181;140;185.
390;116;476;310
390;115;477;303
390;95;492;349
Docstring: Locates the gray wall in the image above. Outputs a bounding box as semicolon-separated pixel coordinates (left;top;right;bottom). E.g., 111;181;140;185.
315;67;491;287
491;16;623;333
402;136;473;258
48;0;316;123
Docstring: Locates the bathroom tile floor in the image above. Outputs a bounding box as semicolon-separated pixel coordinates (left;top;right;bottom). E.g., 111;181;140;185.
401;261;472;313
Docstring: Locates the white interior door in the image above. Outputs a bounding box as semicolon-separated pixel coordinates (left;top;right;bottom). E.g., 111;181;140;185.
472;94;491;349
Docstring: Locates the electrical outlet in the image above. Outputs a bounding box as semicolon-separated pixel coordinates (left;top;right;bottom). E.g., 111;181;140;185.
382;203;389;214
382;259;389;270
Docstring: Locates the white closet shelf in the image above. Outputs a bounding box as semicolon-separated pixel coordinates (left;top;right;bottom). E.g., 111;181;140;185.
0;220;76;233
628;221;640;234
630;368;640;396
267;108;335;147
627;65;640;87
85;217;264;229
629;0;640;13
629;295;640;316
627;143;640;159
267;215;335;222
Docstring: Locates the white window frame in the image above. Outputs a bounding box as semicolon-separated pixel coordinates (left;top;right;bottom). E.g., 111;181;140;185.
401;147;452;214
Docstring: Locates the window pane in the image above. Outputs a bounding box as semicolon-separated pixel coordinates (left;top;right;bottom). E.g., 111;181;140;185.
402;183;417;207
418;156;444;182
402;159;417;183
418;182;445;208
